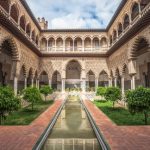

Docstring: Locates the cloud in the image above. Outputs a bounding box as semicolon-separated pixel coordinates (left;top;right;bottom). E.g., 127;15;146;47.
26;0;122;29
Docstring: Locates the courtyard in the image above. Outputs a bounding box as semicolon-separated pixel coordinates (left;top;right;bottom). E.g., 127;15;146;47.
0;0;150;149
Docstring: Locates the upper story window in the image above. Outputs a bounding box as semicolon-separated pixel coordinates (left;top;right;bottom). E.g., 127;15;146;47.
140;0;149;10
36;35;39;45
26;24;31;37
31;30;35;41
123;14;130;30
56;38;63;47
48;38;55;47
113;30;117;42
118;23;123;36
20;15;26;31
93;37;100;48
100;37;107;48
84;37;91;48
131;2;139;21
10;4;19;23
74;37;82;47
40;38;47;51
0;0;10;13
109;35;112;46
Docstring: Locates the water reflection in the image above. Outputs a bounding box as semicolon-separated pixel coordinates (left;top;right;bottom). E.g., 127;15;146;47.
42;96;101;150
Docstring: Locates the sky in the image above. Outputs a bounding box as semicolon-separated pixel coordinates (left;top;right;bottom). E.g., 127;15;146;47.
26;0;122;29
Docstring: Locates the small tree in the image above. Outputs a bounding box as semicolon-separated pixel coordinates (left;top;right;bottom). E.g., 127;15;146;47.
0;86;20;125
105;87;121;108
23;87;41;110
96;87;107;96
40;85;53;101
126;87;150;125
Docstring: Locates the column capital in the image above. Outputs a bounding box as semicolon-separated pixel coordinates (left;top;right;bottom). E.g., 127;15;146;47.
129;73;136;77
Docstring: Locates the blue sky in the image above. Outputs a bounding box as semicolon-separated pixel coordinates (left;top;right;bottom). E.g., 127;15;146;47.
26;0;122;29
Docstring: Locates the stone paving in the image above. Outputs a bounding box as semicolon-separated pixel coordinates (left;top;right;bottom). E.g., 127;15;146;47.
83;100;150;150
0;97;150;150
0;100;63;150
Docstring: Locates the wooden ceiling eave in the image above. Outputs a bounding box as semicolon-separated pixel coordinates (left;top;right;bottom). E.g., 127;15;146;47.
0;9;42;57
0;8;150;58
107;10;150;56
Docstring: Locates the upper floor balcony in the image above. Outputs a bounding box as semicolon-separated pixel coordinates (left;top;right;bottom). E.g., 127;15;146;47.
40;36;108;53
109;0;150;48
0;0;40;49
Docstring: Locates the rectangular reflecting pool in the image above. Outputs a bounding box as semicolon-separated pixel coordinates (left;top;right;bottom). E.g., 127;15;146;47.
42;95;102;150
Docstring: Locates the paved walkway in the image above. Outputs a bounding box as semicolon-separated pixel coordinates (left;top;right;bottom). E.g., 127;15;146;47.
83;100;150;150
0;100;63;150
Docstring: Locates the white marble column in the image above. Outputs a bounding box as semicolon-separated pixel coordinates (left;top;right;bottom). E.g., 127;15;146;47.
55;40;57;51
62;79;65;93
109;77;112;87
131;74;136;90
63;40;65;52
81;79;86;93
37;79;40;89
14;76;18;95
91;39;93;51
121;76;125;95
82;40;84;52
73;40;74;52
49;79;52;87
24;77;27;89
47;40;49;51
95;78;99;91
31;78;34;87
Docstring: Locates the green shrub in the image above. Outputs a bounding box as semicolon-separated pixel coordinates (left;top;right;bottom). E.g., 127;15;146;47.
0;86;20;124
126;87;150;125
40;85;53;101
23;87;42;110
96;87;107;96
105;87;121;108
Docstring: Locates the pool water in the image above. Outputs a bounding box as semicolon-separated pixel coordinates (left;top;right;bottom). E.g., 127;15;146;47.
42;96;101;150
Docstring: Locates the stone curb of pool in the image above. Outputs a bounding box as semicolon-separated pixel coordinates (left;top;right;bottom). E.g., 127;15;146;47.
80;98;111;150
32;96;68;150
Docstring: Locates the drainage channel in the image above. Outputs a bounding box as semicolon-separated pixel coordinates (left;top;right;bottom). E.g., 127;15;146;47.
33;95;110;150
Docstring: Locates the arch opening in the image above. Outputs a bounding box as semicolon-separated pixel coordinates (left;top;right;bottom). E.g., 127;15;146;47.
140;0;149;10
27;68;33;87
65;37;73;52
66;60;81;89
20;15;26;31
10;4;19;23
40;38;47;51
0;38;19;88
84;37;91;51
18;65;26;91
123;14;130;30
131;37;150;88
39;71;49;87
74;37;82;51
56;38;63;51
100;37;107;48
131;2;139;21
115;68;121;88
48;37;55;51
98;70;109;87
0;0;10;13
26;24;31;37
86;70;95;91
118;23;123;36
52;71;61;91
